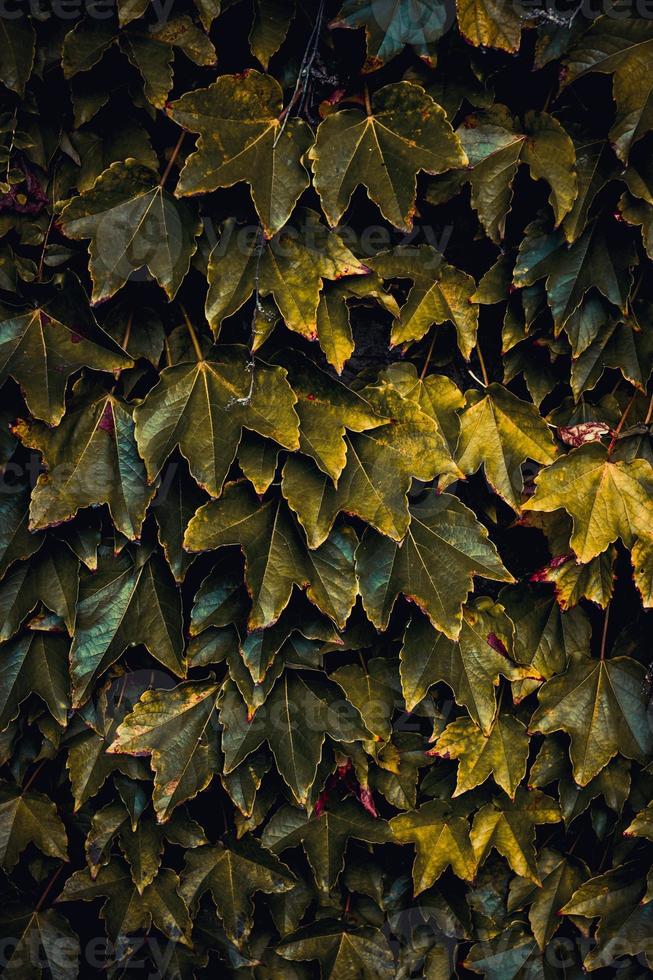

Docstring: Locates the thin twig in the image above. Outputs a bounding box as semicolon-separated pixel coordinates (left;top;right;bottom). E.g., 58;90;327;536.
645;391;653;426
274;0;325;146
607;390;636;455
363;82;372;116
476;341;490;387
35;864;65;913
419;332;437;380
22;760;46;795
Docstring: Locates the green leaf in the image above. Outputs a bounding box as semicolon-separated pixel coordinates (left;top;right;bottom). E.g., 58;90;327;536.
456;0;524;52
456;383;558;510
0;906;79;980
109;679;221;821
58;160;202;301
185;481;358;629
470;788;561;884
523;443;653;562
529;655;653;786
205;209;368;340
133;345;299;499
309;82;467;231
169;71;312;237
390;799;476;892
508;848;586;950
430;714;529;799
356;493;514;639
15;386;154;542
0;628;70;731
179;835;296;945
331;0;449;69
0;784;67;870
278;921;395;980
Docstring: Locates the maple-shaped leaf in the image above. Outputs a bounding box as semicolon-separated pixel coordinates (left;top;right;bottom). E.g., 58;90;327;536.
133;344;299;499
185;481;358;629
179;835;296;945
508;848;587;950
56;861;192;955
563;138;618;244
262;800;389;892
58;160;202;302
563;17;653;162
273;349;382;483
0;784;68;870
463;923;545;979
0;627;70;731
109;679;221;821
153;460;207;583
0;273;131;425
532;547;616;611
523;443;653;562
248;0;294;68
0;540;78;642
513;217;635;336
529;655;653;786
500;583;591;680
330;658;397;741
456;383;558;510
14;383;155;542
0;486;42;579
389;799;476;893
278;921;395;980
282;370;462;547
0;905;80;980
456;0;524;52
219;674;371;805
205;209;368;340
430;714;529;799
356;493;513;639
70;543;185;706
471;788;561;884
315;274;400;373
632;534;653;607
457;106;577;242
169;71;312;238
370;245;479;358
330;0;449;69
309;82;467;231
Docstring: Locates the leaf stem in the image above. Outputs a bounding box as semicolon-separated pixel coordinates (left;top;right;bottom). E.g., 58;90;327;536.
363;83;372;116
419;332;437;380
599;604;610;662
159;131;185;188
34;863;65;913
645;391;653;426
22;760;46;795
475;341;489;386
607;390;636;456
181;306;204;362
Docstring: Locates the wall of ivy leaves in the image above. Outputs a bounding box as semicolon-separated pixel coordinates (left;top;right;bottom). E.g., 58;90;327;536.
1;0;653;976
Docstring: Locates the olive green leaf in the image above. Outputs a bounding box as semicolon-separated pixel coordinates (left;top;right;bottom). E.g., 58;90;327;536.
282;371;462;547
431;714;529;799
316;275;400;374
153;460;207;583
249;0;294;68
133;344;299;499
370;245;479;357
400;599;532;729
273;349;383;482
562;139;618;243
471;789;561;884
179;835;296;945
309;82;467;231
0;628;70;731
330;0;449;69
500;583;591;679
109;679;221;821
0;487;42;580
58;160;202;302
457;106;577;241
262;800;389;892
513;218;635;336
0;784;68;870
121;17;216;110
330;658;397;742
219;674;371;805
0;906;79;980
70;543;185;706
205;209;369;340
56;862;192;952
14;386;154;543
356;493;513;639
563;17;653;162
0;541;78;642
632;534;653;606
390;799;476;892
522;443;653;563
278;921;395;980
0;274;131;425
456;383;558;510
169;71;312;237
185;481;358;629
531;547;616;610
456;0;524;52
529;655;653;786
508;848;587;950
0;19;35;95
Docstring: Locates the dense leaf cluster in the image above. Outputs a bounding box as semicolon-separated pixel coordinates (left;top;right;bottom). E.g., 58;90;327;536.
2;0;653;976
